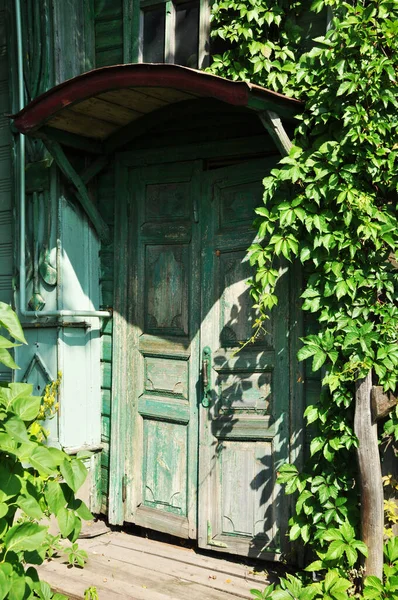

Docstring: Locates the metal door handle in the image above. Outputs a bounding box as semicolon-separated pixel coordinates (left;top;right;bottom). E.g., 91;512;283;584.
202;359;209;388
202;346;211;408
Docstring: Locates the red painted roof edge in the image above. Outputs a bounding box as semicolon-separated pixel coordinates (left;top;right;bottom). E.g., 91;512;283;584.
12;63;301;135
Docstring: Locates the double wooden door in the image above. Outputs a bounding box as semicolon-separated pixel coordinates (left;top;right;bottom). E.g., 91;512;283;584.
121;156;290;559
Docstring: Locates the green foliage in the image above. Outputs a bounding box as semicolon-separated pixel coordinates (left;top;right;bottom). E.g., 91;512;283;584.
209;0;398;597
0;301;92;599
207;0;303;95
250;540;398;599
84;588;99;600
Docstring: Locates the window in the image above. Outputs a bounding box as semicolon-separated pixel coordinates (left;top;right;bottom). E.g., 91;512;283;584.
136;0;209;68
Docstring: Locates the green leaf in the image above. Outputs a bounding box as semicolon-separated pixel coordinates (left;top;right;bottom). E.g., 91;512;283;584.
344;544;358;566
296;490;313;515
5;416;29;443
310;437;325;456
301;524;310;544
17;495;43;520
304;405;318;424
0;565;12;600
12;395;41;422
297;345;318;361
38;581;52;600
364;576;383;593
0;348;19;370
340;520;354;542
57;507;77;538
324;540;345;561
71;499;93;521
312;350;327;372
300;246;311;262
336;81;352;96
0;464;21;501
322;528;343;542
30;446;58;476
353;539;368;556
336;280;348;300
0;302;27;344
60;458;87;493
289;522;302;541
48;446;70;466
45;480;68;514
4;522;47;553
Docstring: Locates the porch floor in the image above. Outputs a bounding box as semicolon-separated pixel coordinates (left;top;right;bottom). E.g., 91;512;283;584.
38;528;273;600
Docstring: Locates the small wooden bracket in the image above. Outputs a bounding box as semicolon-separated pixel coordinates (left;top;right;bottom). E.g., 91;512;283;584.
371;386;398;422
42;139;110;242
258;110;293;157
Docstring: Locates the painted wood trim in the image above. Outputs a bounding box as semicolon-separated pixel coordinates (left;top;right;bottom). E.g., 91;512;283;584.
289;261;305;470
288;261;305;565
43;139;110;242
123;0;134;63
89;451;102;514
63;443;104;455
84;0;96;72
258;110;293;156
165;0;175;64
118;135;276;167
108;161;131;525
198;0;210;68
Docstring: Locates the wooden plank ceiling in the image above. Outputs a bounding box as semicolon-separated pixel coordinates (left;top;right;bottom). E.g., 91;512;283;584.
50;87;199;140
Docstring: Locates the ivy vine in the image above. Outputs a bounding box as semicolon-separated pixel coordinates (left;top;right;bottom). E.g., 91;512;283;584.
209;0;398;596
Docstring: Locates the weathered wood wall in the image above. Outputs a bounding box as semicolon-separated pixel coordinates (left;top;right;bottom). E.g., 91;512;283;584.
97;165;116;512
95;0;124;67
0;0;13;319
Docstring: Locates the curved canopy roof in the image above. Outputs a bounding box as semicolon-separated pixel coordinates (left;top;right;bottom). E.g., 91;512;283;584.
12;63;301;153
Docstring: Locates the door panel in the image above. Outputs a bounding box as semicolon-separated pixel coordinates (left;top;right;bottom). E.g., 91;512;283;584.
122;156;290;556
125;162;201;539
198;160;290;559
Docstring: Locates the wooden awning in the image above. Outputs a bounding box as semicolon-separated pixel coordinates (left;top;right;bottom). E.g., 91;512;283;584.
12;63;301;242
12;63;301;154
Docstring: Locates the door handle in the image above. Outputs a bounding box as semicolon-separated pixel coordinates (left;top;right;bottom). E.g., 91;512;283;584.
202;346;212;408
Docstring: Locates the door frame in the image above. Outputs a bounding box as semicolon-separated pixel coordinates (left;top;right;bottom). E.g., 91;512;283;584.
108;142;305;538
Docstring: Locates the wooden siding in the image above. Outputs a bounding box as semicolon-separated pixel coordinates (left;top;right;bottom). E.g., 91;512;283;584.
0;1;13;383
98;166;116;512
94;0;124;68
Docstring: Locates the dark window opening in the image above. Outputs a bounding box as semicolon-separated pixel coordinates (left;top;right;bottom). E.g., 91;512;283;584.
175;0;199;67
143;5;165;63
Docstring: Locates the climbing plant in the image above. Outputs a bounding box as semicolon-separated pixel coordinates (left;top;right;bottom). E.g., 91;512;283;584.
209;0;398;596
0;301;91;599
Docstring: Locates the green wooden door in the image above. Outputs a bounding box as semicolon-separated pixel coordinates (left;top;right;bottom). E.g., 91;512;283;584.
198;161;290;559
122;157;290;556
125;161;201;539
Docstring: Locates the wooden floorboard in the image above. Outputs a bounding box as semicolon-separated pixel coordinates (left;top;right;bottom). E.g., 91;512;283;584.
38;530;271;600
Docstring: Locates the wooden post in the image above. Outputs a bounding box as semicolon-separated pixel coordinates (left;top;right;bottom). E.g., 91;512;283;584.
354;371;384;580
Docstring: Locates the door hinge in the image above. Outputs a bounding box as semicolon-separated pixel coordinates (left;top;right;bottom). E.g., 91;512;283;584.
122;474;127;503
207;521;228;548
